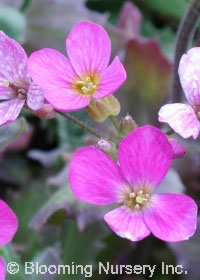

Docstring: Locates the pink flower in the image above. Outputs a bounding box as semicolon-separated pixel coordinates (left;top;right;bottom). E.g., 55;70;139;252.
69;126;197;242
158;47;200;139
0;31;44;126
27;21;127;112
0;200;18;280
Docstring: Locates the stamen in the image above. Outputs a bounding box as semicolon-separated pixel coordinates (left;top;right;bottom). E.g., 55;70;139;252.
18;93;25;99
77;81;85;85
137;190;143;195
3;80;10;87
124;188;151;211
136;196;144;204
86;77;91;82
88;83;96;90
76;76;97;95
129;192;136;198
81;87;89;94
134;204;140;210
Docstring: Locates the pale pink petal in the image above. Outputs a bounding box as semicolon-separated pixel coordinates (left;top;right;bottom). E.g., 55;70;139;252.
143;194;197;242
28;48;90;111
0;200;18;246
0;86;15;100
179;48;200;106
0;31;28;84
66;21;111;76
94;56;127;99
69;147;127;205
158;103;200;139
0;257;6;280
0;99;25;126
119;126;172;190
169;138;186;159
104;206;150;241
27;83;44;110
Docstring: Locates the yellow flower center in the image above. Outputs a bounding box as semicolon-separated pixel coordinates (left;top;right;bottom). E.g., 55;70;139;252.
124;189;151;211
73;75;99;96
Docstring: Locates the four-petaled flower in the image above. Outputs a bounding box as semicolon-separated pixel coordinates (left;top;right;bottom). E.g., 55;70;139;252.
0;31;44;126
159;47;200;139
0;200;18;280
27;21;127;112
69;126;197;242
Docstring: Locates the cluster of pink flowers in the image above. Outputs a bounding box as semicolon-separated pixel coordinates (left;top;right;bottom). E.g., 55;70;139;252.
0;20;198;248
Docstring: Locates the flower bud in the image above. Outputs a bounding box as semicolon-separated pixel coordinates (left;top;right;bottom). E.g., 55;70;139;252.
96;139;117;160
29;104;56;119
119;114;137;137
168;138;186;159
87;96;121;123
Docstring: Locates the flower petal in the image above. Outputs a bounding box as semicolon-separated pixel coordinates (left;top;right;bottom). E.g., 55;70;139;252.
179;47;200;106
119;126;172;190
28;48;90;111
0;200;18;246
0;31;28;84
168;138;186;159
94;56;127;99
104;206;150;241
158;103;200;139
143;194;198;242
0;86;15;100
27;83;44;110
0;257;6;280
69;147;127;205
0;99;25;126
66;21;111;76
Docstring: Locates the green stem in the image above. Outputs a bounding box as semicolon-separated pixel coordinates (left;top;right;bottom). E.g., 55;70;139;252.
109;115;120;134
170;0;200;102
20;0;32;13
166;128;174;136
57;111;103;139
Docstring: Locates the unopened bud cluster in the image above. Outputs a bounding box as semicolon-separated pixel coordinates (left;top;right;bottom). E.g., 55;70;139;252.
87;96;121;123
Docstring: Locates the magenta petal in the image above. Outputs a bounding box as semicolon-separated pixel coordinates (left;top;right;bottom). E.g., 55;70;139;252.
0;200;18;246
0;31;28;83
0;257;6;280
69;147;127;205
94;56;127;99
158;103;200;139
143;194;198;242
27;83;44;110
0;99;25;126
169;138;186;159
28;48;90;111
179;48;200;106
119;126;172;190
104;206;150;241
66;21;111;76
